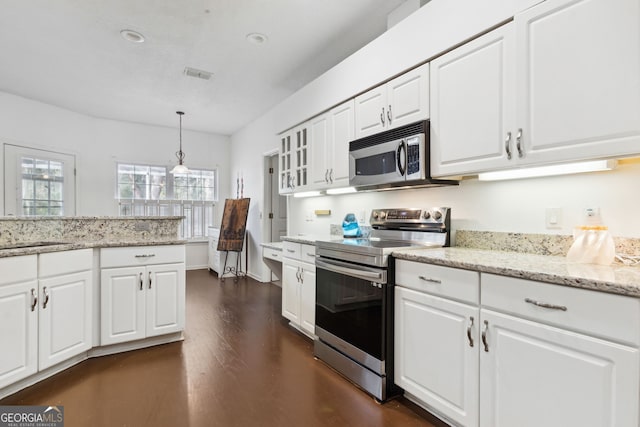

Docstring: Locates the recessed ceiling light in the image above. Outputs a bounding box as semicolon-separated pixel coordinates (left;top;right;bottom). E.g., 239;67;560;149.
120;29;145;43
246;33;268;45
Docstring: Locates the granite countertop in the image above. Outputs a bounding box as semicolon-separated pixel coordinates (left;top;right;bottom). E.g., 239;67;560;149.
281;235;337;245
261;241;284;251
0;238;186;258
392;247;640;298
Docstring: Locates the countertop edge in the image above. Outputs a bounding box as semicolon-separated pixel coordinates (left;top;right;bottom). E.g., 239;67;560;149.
0;240;187;258
392;247;640;298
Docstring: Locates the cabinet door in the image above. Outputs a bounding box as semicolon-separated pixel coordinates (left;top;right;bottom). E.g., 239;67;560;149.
310;113;330;188
516;0;640;164
0;280;38;388
294;125;310;190
355;85;387;138
430;24;516;177
282;261;301;324
146;263;186;338
279;131;293;194
387;63;430;129
329;100;354;188
101;266;146;345
299;267;316;337
480;309;639;427
38;270;92;370
395;287;479;427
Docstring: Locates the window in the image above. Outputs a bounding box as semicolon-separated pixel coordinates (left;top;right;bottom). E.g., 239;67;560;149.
116;163;217;240
3;144;76;216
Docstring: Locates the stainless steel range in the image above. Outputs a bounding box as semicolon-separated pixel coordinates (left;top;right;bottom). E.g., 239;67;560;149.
314;207;451;401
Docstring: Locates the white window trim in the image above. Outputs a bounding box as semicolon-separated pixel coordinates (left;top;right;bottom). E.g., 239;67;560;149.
3;144;76;216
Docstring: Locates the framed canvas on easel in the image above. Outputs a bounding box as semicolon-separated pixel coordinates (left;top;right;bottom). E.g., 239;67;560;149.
218;198;250;280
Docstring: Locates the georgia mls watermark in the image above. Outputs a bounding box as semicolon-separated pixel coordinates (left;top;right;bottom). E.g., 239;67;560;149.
0;406;64;427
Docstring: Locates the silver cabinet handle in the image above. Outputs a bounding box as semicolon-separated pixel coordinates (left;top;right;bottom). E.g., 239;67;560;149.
139;272;143;290
467;316;475;348
42;287;50;309
30;288;38;312
295;267;301;282
380;108;386;126
482;320;489;352
306;253;315;257
329;168;333;183
418;275;442;284
325;169;329;184
148;271;152;289
299;268;304;284
135;254;156;258
387;105;392;124
516;128;524;157
286;249;296;253
525;298;567;311
505;132;512;160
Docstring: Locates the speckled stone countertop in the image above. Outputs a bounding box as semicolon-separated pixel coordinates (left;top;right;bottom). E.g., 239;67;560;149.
392;247;640;298
0;216;184;258
281;235;337;245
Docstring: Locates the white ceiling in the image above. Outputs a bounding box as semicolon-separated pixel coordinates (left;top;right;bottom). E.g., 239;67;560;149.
0;0;407;135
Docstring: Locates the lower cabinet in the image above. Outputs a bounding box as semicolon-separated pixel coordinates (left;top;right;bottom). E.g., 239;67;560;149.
0;250;93;389
395;261;640;427
282;242;316;337
207;227;221;274
100;245;186;346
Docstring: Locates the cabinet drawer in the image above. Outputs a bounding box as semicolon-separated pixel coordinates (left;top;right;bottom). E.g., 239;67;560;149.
300;244;316;264
0;255;37;286
282;241;301;259
482;273;640;346
395;260;479;305
39;249;93;278
100;245;185;268
263;247;282;262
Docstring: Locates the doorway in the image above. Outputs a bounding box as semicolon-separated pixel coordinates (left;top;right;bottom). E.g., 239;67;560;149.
263;151;287;283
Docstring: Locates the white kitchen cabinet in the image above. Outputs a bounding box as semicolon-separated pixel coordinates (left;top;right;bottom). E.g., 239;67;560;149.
310;99;354;190
281;241;316;337
279;130;294;194
394;260;480;427
38;249;93;370
431;0;640;177
479;274;640;427
0;255;38;389
100;245;185;346
355;63;429;139
207;227;221;274
430;23;515;177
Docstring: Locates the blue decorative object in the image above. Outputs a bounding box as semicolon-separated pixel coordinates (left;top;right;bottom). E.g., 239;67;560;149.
342;213;362;238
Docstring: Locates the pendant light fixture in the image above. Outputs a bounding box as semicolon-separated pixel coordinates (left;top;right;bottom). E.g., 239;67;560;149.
170;111;189;174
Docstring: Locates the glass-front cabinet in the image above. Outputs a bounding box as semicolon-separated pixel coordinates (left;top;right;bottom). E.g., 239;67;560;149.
279;122;310;194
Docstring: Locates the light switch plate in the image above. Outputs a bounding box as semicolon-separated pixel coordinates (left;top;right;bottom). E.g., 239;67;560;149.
545;207;562;229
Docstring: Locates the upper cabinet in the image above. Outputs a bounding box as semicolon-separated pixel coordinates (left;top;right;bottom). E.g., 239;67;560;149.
310;100;354;190
355;63;430;139
279;123;311;194
430;0;640;177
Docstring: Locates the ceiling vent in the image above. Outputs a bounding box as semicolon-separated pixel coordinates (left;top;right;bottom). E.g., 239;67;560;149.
183;67;213;80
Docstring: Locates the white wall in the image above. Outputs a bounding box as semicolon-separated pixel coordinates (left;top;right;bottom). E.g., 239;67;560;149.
288;158;640;240
0;91;231;268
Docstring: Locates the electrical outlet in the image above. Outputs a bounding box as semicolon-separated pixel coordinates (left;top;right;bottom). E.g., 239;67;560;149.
545;207;562;229
584;207;600;218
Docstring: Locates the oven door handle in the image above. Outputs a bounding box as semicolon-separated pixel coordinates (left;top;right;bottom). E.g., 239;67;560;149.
316;258;383;281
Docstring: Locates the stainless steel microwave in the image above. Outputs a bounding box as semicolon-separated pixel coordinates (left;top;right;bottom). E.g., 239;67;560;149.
348;120;457;191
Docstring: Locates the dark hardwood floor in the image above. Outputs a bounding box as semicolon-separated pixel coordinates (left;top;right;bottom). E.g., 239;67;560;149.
1;269;444;427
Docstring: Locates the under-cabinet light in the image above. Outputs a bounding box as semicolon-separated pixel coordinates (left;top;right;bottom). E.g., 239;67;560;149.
293;191;322;198
326;187;357;195
477;160;617;181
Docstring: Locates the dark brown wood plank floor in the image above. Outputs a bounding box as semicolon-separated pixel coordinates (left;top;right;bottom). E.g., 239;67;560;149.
1;269;445;427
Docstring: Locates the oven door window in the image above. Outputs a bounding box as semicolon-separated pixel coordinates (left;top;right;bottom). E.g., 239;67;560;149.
316;266;383;360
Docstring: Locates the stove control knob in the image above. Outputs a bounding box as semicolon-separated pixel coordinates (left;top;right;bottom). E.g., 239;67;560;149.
433;210;443;221
423;211;431;220
379;211;386;219
372;211;379;220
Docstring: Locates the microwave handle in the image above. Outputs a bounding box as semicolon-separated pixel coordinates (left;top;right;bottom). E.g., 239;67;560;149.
397;140;406;176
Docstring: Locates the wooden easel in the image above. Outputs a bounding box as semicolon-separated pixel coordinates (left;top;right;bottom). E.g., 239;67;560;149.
217;198;250;282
